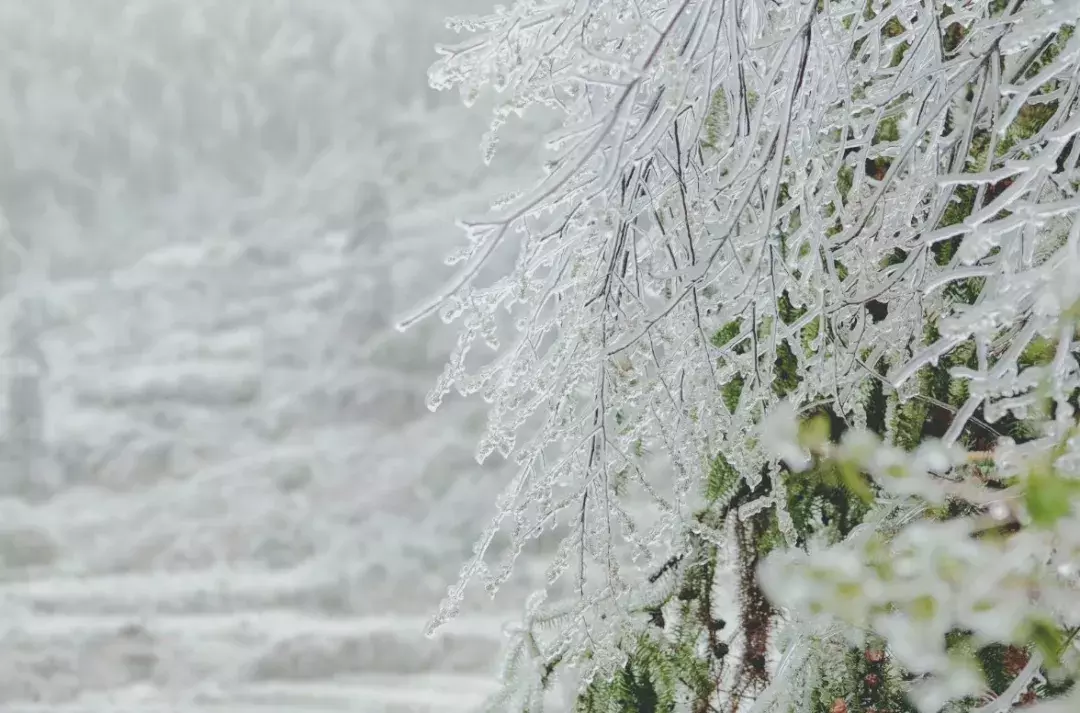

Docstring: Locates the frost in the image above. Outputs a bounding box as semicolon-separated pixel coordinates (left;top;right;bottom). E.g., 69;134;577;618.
0;2;585;712
401;0;1080;709
760;402;812;473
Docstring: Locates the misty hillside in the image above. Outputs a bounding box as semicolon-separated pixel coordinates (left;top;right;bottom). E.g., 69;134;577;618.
0;1;560;709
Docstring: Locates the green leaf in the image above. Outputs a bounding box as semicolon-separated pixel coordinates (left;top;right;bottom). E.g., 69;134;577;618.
837;461;875;504
1024;618;1065;669
911;594;937;621
798;414;832;451
1024;469;1076;528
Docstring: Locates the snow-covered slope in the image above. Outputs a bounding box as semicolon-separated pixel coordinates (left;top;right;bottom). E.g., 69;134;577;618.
0;0;555;709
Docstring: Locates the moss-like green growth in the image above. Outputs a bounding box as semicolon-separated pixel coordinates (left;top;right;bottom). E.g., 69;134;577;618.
702;88;729;153
722;374;745;415
706;452;740;505
711;318;745;351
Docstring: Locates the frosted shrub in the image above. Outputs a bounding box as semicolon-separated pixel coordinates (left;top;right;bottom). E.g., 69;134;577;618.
401;0;1080;710
759;398;1080;712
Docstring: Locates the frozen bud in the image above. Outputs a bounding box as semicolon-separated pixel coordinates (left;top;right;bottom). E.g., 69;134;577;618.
866;648;886;663
831;699;848;713
913;440;958;475
839;428;879;464
760;401;811;471
865;673;881;688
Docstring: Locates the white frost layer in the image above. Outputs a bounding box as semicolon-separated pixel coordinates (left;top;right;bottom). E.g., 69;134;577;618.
0;0;549;709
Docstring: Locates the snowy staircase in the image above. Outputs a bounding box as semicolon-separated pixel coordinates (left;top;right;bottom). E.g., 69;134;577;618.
0;570;513;711
7;276;540;711
0;0;558;708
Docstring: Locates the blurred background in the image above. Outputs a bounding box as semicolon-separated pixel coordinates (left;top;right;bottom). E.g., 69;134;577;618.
0;1;554;709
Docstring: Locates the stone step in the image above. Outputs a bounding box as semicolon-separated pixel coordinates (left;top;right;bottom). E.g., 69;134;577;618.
204;676;499;712
12;674;520;713
0;610;512;705
0;562;541;619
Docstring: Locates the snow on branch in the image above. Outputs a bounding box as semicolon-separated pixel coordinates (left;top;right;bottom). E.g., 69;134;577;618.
401;0;1080;705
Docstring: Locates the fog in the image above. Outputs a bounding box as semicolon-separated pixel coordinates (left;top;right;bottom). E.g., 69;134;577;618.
0;1;548;708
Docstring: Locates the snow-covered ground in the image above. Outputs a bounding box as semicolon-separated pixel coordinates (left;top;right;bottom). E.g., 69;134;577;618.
0;1;555;710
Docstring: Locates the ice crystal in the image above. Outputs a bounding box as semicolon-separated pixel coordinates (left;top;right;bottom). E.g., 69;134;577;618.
402;0;1080;709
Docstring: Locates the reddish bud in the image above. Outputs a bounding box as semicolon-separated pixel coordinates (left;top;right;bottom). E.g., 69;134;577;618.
1002;646;1030;678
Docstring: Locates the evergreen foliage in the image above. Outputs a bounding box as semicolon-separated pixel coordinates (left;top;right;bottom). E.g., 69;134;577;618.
402;0;1080;710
